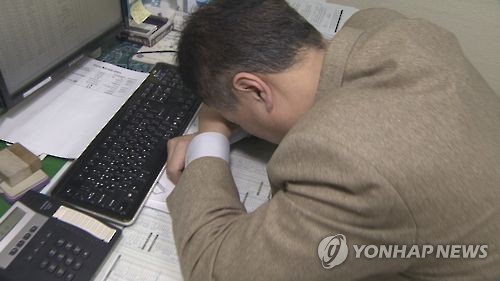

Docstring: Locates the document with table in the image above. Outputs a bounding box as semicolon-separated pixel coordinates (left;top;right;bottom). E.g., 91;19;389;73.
0;58;149;159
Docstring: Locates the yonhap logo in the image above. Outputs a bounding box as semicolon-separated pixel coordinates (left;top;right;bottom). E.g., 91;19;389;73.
318;234;348;269
317;234;489;270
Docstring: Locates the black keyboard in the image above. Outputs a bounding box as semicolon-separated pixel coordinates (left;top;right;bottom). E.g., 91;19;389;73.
52;63;200;225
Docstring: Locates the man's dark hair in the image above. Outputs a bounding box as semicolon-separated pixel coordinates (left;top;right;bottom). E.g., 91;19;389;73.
177;0;326;110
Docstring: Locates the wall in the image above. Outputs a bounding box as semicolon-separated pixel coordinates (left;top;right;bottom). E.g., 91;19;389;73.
329;0;500;96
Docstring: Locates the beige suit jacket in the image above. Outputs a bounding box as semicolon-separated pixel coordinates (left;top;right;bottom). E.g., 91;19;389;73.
167;8;500;281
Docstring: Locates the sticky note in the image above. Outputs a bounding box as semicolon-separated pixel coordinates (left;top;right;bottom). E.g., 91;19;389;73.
130;0;152;24
53;205;116;243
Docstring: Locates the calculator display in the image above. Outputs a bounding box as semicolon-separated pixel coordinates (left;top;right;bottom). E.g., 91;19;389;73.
0;208;25;242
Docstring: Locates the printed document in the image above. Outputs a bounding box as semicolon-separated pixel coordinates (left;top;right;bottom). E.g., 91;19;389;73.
287;0;358;39
0;57;148;159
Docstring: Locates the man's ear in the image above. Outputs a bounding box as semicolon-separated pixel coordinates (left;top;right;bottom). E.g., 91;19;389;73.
232;72;273;112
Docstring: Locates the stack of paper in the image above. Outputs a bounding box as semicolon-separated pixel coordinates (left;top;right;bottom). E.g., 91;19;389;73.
287;0;358;39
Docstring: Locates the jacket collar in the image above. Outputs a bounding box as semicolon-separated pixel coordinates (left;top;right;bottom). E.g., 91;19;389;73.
315;26;364;101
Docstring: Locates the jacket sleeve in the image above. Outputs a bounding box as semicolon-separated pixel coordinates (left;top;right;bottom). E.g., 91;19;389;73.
166;132;416;281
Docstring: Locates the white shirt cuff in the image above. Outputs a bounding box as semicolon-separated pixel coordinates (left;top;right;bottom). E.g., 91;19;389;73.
185;132;230;166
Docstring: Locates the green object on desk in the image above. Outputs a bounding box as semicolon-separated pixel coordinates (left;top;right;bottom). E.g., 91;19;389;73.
41;155;66;178
0;194;8;215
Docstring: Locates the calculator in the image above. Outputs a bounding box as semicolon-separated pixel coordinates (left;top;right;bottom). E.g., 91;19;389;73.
0;191;121;281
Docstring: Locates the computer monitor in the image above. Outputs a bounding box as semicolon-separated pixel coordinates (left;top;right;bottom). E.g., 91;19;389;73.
0;0;123;111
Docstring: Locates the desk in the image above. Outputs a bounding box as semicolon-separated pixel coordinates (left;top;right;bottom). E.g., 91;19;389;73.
0;36;275;280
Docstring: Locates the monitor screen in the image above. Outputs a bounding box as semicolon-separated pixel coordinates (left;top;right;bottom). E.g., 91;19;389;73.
0;0;123;110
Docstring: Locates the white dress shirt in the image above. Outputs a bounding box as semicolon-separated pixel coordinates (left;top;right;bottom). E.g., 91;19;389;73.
185;129;249;166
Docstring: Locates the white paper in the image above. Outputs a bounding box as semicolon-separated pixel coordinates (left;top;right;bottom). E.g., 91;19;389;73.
94;207;182;281
145;169;176;212
229;138;275;213
287;0;358;39
0;57;148;159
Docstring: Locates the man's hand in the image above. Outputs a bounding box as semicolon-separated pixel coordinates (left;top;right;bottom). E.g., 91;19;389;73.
166;105;237;184
197;105;237;137
166;133;197;184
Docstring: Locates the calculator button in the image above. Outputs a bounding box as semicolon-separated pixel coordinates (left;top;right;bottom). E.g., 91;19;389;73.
16;240;25;247
57;239;65;247
9;248;18;255
46;232;53;238
23;233;31;240
65;273;75;281
65;242;74;251
39;240;47;246
29;226;38;232
33;247;40;253
39;260;49;269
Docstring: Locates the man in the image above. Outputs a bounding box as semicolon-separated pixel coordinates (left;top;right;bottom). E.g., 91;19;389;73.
166;0;500;280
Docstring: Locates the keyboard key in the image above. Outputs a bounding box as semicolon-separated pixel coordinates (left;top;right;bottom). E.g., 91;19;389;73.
64;256;75;266
82;250;91;259
73;261;83;270
73;246;82;256
48;248;57;257
56;252;66;262
56;267;66;277
65;273;75;281
57;239;65;247
48;263;57;273
39;260;49;269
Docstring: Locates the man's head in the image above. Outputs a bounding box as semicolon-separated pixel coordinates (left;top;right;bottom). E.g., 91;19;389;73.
178;0;326;143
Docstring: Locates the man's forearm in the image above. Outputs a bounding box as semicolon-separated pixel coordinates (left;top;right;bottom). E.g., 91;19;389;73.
167;157;246;280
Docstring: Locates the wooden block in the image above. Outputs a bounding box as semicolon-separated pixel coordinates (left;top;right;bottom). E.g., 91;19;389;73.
8;143;41;172
0;169;49;201
0;149;31;186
